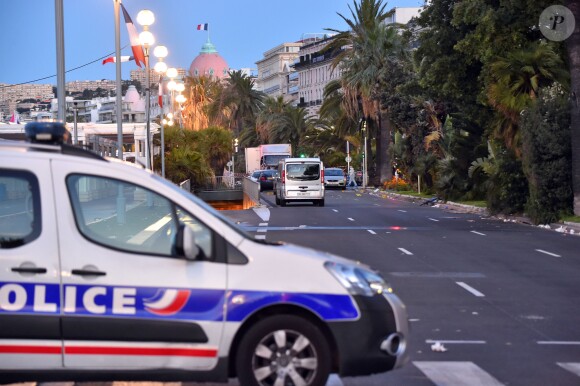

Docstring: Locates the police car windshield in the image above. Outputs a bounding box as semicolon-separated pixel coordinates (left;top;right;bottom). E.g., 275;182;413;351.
152;174;273;243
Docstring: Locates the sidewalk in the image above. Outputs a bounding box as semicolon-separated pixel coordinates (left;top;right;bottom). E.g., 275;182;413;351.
361;188;580;237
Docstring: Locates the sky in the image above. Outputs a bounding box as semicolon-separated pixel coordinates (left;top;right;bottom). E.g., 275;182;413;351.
1;0;425;86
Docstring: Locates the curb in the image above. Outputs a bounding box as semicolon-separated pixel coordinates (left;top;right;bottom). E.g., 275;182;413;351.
374;190;579;236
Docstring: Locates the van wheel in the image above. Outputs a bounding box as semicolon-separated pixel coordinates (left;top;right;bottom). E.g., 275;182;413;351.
275;195;280;205
280;199;286;207
318;199;325;207
235;315;331;386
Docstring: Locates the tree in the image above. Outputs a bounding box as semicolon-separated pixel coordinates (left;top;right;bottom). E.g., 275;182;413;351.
182;75;220;131
327;0;405;184
566;0;580;215
209;70;264;136
486;41;568;154
268;106;315;152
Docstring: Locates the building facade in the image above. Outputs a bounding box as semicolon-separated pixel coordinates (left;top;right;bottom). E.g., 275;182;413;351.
65;80;117;94
293;36;343;118
255;42;303;103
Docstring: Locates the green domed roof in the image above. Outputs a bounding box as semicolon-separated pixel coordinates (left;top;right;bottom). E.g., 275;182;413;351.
200;38;218;54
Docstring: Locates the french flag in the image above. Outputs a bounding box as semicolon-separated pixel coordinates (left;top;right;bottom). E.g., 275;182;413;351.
102;56;133;65
121;3;146;68
197;23;208;31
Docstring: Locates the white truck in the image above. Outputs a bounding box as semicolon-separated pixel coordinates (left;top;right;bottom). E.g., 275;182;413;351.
245;143;292;173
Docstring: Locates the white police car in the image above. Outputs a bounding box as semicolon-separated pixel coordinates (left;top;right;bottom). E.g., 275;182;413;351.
0;122;408;385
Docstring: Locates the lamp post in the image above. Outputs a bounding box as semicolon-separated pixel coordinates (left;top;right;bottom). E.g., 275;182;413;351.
137;9;155;170
153;45;168;178
362;119;367;189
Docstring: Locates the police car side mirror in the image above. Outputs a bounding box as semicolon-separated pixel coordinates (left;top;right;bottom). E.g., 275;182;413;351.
173;224;201;261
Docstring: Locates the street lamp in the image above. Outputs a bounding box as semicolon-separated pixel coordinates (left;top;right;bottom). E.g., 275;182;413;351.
153;45;168;178
137;9;155;170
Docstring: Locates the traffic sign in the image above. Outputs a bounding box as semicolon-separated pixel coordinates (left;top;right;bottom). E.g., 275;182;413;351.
345;156;352;163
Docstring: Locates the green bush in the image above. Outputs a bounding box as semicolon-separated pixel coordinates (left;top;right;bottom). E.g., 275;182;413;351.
521;86;573;224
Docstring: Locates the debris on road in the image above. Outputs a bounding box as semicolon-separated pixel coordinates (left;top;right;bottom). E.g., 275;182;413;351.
431;341;448;352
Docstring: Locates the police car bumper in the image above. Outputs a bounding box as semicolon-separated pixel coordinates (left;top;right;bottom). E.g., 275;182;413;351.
329;292;409;377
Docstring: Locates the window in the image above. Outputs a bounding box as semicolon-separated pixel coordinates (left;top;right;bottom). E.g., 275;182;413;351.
286;163;320;180
0;170;41;249
66;175;213;258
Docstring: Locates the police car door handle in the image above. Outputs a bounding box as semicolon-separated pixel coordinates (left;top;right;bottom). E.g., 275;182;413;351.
11;267;47;274
71;269;106;277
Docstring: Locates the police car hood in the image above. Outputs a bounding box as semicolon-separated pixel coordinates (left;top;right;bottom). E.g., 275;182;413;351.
246;239;370;269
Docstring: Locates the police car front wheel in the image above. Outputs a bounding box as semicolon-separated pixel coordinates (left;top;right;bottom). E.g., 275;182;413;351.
236;315;331;386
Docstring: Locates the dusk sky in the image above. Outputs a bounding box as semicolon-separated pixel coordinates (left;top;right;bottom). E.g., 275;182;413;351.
1;0;425;85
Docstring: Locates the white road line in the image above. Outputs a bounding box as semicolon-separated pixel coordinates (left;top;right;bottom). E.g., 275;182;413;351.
347;217;355;221
259;222;268;226
425;340;486;344
558;363;580;377
537;341;580;345
367;230;376;235
254;235;266;240
428;218;439;222
332;209;339;213
409;318;420;322
456;282;485;297
470;230;486;236
398;248;413;255
535;249;561;257
325;374;344;386
257;228;267;233
414;361;503;386
398;209;407;213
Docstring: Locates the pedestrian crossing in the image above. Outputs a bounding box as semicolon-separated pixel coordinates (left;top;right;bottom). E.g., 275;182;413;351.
325;361;580;386
409;361;580;386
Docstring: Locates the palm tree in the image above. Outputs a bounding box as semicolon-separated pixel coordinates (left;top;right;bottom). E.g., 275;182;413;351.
256;96;288;143
486;41;568;154
326;0;405;184
210;70;265;137
269;106;315;152
181;75;220;131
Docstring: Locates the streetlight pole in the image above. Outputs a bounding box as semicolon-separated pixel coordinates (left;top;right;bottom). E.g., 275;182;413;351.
137;9;155;170
153;45;168;178
362;119;367;189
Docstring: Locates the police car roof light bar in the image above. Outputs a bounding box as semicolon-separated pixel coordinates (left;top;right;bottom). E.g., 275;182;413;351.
25;122;70;145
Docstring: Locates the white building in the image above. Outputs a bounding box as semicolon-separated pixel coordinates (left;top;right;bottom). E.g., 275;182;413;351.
293;35;342;118
255;42;303;103
384;7;423;25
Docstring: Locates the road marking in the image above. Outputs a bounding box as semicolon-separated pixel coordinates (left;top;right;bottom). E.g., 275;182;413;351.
253;207;270;222
409;318;420;322
347;217;355;221
254;235;266;240
558;363;580;377
367;230;376;234
470;230;486;236
428;218;439;222
456;282;485;297
259;222;268;226
535;249;561;257
425;340;487;344
257;228;267;233
414;361;503;386
398;248;413;255
537;341;580;345
325;374;344;386
398;209;407;213
332;209;339;213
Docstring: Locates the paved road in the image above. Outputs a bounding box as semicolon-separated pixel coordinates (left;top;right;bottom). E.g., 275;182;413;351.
221;188;580;385
40;188;580;386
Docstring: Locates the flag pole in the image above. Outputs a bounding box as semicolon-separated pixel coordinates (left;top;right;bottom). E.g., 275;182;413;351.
115;0;123;160
114;0;126;226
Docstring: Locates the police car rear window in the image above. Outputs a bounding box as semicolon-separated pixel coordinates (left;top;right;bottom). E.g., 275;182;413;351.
0;170;41;249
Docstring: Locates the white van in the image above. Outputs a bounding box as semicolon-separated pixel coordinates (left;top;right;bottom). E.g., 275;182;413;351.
0;124;408;386
275;157;325;207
